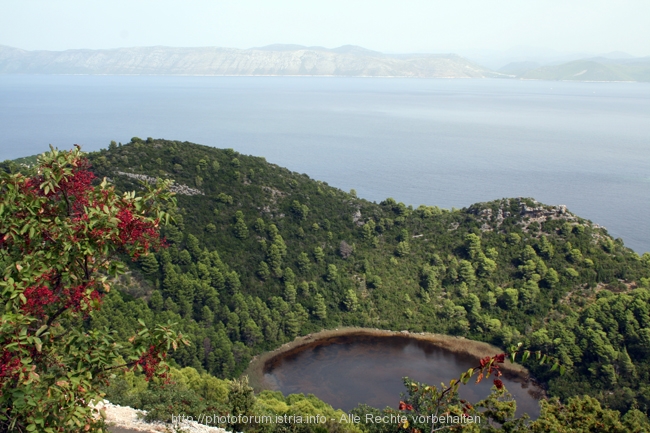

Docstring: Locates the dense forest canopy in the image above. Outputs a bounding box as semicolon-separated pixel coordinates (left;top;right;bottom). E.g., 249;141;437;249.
2;138;649;432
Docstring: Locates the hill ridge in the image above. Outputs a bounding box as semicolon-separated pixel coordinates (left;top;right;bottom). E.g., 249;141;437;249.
0;44;498;78
3;138;650;420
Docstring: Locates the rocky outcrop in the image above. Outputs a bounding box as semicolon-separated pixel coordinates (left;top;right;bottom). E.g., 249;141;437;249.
95;400;228;433
115;171;203;196
0;44;500;78
467;198;590;233
352;209;363;226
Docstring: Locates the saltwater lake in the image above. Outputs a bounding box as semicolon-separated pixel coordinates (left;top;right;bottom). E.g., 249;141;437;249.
263;334;543;418
1;76;648;252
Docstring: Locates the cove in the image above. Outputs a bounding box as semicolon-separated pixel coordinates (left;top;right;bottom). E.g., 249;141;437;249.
249;330;544;419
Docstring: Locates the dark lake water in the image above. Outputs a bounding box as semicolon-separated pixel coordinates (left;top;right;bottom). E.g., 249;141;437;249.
1;76;648;252
263;335;543;418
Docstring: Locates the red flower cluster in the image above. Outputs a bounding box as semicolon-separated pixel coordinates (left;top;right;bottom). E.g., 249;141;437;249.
493;379;504;390
22;285;59;318
134;345;166;381
19;175;40;196
61;283;102;313
116;207;161;258
399;401;414;411
59;164;95;215
0;350;22;384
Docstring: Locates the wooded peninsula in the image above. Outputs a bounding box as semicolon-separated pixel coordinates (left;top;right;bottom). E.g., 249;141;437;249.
2;138;649;432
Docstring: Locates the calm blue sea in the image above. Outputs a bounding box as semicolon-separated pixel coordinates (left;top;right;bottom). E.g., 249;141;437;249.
1;76;649;253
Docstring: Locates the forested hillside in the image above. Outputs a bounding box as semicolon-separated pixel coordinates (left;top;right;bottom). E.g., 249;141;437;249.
4;138;650;427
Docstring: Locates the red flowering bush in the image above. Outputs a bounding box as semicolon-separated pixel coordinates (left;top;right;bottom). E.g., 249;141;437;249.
0;146;187;432
382;347;565;432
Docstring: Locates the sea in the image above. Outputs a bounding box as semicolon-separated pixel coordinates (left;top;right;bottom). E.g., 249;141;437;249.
1;75;648;253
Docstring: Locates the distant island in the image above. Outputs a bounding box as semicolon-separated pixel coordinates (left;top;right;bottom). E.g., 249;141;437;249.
0;44;497;78
499;57;650;82
2;43;648;81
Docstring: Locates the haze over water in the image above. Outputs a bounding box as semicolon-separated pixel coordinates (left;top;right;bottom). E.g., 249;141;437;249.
1;76;648;252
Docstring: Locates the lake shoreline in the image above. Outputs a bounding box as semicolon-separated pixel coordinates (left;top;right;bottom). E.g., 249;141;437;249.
244;327;531;393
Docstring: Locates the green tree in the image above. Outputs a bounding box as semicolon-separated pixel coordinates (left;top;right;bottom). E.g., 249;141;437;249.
478;255;497;277
566;267;580;279
296;252;311;272
313;293;327;319
297;281;310;297
139;253;159;275
178;249;192;265
216;192;233;204
283;284;297;304
325;264;338;282
366;274;383;289
313;246;325;264
266;244;283;276
502;288;519;310
465;233;482;259
537;235;555;259
568;248;583;263
284;312;300;338
458;259;477;285
361;223;374;240
395;241;410;257
530;395;633;433
282;267;295;284
256;261;270;281
290;200;309;221
344;289;359;311
253;218;265;233
233;211;249;240
197;158;208;171
149;291;164;311
544;268;560;288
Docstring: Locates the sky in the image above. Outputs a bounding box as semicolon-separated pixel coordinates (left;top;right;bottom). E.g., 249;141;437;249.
1;0;649;57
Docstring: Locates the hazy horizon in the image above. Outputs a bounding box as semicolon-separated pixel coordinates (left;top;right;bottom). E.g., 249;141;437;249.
2;42;645;73
1;42;641;58
1;1;648;59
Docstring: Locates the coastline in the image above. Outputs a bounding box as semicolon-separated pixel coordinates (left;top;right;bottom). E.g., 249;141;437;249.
244;327;531;393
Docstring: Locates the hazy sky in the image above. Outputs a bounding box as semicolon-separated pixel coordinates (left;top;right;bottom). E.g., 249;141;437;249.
1;0;648;56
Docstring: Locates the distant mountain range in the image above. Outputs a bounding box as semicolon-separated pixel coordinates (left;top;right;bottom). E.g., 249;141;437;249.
0;44;498;78
0;44;647;81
